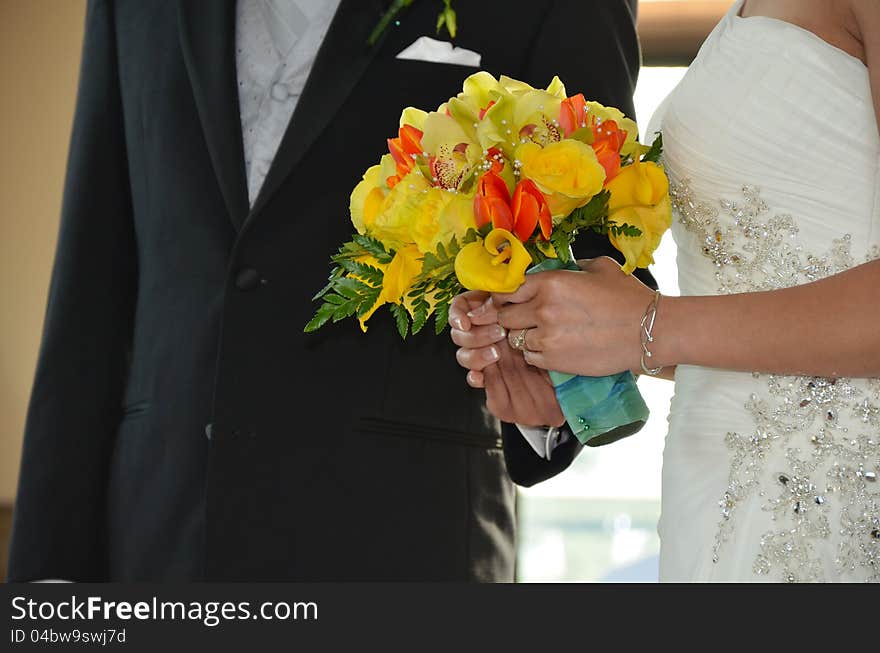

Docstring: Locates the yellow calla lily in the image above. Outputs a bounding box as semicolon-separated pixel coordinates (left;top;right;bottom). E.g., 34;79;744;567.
607;196;671;274
605;160;672;274
606;158;669;210
454;229;532;293
356;246;424;332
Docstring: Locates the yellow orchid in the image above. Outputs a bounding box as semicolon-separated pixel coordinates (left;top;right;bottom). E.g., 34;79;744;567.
454;228;532;293
399;106;428;131
476;89;565;159
350;164;386;234
446;73;569;160
419;111;482;190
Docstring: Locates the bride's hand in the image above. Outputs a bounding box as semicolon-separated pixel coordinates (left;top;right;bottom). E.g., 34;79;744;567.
493;257;655;376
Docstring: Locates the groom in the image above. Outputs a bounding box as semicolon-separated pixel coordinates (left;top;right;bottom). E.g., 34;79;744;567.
8;0;643;581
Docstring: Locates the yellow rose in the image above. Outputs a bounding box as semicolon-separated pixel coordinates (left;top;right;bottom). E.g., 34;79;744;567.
605;160;672;274
516;140;606;218
454;229;532;293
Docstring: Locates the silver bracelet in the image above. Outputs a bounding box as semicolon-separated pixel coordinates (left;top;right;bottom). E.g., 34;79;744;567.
640;290;663;376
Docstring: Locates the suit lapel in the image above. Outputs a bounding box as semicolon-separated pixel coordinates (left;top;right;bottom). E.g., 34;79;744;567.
245;0;385;223
178;0;250;230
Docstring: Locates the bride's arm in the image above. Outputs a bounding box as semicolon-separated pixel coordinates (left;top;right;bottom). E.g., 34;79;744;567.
653;259;880;378
852;0;880;119
492;257;880;379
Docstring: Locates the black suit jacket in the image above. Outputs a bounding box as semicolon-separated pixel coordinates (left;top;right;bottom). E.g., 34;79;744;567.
8;0;643;581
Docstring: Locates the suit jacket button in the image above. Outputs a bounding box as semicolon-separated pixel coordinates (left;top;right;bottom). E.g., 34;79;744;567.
235;268;261;291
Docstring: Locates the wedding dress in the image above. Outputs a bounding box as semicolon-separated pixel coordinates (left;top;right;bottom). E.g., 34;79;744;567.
652;0;880;581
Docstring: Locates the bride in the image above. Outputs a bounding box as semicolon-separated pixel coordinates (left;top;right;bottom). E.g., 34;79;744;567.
449;0;880;582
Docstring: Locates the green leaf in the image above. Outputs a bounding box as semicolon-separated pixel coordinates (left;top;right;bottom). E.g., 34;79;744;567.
338;259;385;286
434;300;450;335
347;233;394;264
332;298;359;322
436;0;457;38
355;286;382;319
304;303;337;333
610;223;643;238
411;298;430;335
312;266;343;301
323;293;346;305
641;132;663;164
332;277;368;300
550;230;573;264
390;303;409;339
565;190;611;230
524;240;550;266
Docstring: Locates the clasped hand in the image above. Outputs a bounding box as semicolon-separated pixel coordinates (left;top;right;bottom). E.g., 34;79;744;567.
449;257;654;426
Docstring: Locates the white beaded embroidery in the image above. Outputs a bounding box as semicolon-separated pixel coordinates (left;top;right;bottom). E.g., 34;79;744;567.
670;179;880;582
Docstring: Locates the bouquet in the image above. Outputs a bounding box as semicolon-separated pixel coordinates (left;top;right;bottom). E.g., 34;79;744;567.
306;72;671;445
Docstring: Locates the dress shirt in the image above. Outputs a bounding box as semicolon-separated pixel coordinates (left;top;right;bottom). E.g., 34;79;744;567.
236;0;341;205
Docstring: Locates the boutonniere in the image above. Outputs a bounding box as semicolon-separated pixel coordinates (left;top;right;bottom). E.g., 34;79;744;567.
367;0;457;46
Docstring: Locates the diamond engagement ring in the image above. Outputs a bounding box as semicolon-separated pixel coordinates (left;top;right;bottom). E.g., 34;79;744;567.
510;328;530;352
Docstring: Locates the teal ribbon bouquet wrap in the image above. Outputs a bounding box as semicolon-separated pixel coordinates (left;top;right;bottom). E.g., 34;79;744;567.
526;257;650;447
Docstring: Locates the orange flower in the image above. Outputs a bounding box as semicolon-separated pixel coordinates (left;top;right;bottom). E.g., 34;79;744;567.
559;93;588;137
473;171;513;231
485;146;504;175
593;119;627;182
560;94;629;182
511;179;552;241
387;124;424;187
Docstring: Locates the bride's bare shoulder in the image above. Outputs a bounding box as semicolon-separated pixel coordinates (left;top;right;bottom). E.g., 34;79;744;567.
850;0;880;52
742;0;865;64
849;0;880;123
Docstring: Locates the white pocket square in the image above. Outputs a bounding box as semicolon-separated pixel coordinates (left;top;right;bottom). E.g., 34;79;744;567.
395;36;481;67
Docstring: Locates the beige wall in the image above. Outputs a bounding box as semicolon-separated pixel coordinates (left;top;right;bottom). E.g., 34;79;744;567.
0;0;86;504
638;1;729;65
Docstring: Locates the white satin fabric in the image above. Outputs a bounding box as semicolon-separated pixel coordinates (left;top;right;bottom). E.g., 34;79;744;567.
652;0;880;581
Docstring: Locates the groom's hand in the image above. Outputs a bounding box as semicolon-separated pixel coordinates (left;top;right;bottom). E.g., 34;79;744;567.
449;291;506;388
449;292;564;428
